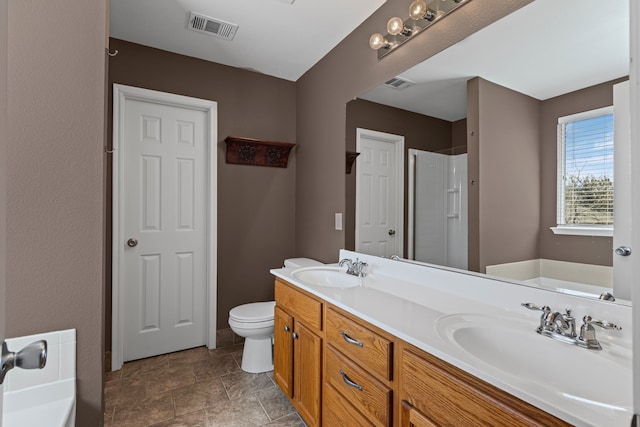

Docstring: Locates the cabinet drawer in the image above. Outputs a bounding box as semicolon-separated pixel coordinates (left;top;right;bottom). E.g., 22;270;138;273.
401;347;571;427
326;346;392;427
324;383;375;427
275;279;322;331
326;307;393;380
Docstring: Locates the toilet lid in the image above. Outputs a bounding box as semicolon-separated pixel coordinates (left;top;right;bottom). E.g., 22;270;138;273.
229;301;276;322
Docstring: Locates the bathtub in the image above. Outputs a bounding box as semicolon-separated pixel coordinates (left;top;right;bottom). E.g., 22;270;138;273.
486;259;613;298
2;329;76;427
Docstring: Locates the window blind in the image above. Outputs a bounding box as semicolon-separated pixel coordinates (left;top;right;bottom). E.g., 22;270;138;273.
557;107;614;226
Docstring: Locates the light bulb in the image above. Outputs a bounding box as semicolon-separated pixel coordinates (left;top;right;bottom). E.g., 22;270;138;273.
409;0;434;21
369;33;388;50
409;0;427;19
387;17;405;36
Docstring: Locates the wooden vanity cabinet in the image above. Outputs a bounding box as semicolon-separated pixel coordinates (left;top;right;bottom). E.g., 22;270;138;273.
273;278;573;427
399;343;571;427
274;279;323;427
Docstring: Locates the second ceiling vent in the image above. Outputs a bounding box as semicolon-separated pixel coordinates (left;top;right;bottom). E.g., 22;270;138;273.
383;76;416;90
188;12;238;41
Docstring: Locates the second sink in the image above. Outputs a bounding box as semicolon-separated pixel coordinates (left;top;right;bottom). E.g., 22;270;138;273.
435;313;631;416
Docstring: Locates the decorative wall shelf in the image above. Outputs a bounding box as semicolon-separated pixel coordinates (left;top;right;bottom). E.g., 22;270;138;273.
225;136;296;168
346;151;361;174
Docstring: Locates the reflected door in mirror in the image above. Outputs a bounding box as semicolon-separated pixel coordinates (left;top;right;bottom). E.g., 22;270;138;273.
355;129;404;258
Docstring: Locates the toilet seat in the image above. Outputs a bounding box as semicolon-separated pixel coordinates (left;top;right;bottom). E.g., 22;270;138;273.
229;301;275;323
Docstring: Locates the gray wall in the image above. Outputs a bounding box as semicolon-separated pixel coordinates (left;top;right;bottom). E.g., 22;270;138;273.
295;0;532;263
6;1;107;425
108;39;297;335
469;78;541;272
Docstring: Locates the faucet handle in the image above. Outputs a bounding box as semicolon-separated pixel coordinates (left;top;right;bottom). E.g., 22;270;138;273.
521;303;551;312
577;316;621;350
339;258;353;268
586;316;621;331
522;303;552;332
1;340;47;384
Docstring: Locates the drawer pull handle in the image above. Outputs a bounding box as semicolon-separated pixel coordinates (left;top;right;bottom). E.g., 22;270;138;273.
340;370;363;391
340;331;363;347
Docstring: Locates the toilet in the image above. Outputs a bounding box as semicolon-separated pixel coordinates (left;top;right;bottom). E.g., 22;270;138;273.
228;257;323;373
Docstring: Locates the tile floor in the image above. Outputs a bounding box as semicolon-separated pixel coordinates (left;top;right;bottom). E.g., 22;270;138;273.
104;345;306;427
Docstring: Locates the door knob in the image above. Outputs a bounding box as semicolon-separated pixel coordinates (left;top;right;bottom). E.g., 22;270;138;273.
388;229;396;236
615;246;631;256
127;238;138;248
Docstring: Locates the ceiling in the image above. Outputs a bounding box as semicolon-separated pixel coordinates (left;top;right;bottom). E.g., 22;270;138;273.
360;0;630;121
109;0;387;82
110;0;629;120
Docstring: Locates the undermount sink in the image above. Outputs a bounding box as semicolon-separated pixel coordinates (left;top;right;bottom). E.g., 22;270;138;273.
291;266;361;288
435;313;632;413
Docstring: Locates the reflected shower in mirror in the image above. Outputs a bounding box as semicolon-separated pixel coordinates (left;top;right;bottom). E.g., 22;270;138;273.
345;0;630;301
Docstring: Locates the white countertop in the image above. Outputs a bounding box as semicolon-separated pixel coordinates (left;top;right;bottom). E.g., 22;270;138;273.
270;249;633;427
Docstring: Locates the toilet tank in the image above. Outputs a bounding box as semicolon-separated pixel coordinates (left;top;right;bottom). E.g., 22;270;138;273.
283;258;323;269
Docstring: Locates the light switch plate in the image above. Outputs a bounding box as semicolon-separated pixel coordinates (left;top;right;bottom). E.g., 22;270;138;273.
335;213;343;230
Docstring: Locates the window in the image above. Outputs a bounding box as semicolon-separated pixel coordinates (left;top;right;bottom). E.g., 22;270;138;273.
554;106;614;236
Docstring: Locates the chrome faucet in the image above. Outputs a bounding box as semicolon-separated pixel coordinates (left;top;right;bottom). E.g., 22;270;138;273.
522;303;620;350
339;258;368;277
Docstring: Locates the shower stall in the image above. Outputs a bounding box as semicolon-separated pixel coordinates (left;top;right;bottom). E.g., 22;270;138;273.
408;149;468;270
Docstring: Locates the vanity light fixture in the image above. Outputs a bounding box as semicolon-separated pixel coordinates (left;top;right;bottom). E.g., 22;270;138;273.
370;0;471;59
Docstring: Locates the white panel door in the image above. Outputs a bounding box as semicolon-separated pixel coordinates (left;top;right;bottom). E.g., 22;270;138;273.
122;98;207;362
356;129;403;258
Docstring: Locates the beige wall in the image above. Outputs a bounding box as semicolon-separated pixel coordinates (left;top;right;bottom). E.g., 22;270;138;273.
539;78;626;266
295;0;533;263
107;39;297;335
6;1;107;425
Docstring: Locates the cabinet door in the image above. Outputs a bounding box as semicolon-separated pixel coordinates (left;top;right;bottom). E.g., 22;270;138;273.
294;321;322;427
274;306;293;398
400;401;438;427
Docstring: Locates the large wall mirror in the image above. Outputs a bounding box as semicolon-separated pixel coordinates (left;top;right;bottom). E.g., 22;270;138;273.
345;0;630;301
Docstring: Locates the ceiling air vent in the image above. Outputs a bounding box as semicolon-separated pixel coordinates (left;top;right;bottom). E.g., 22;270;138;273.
188;12;238;41
384;76;416;90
